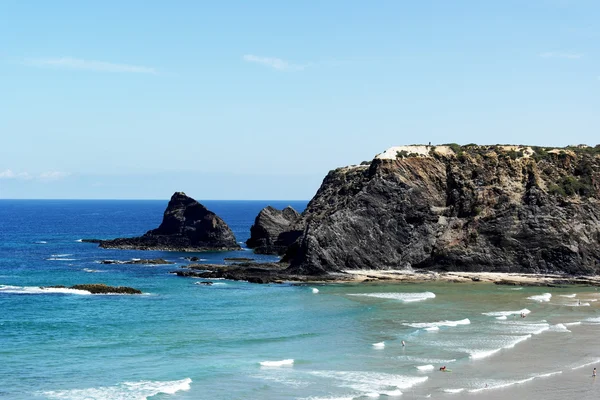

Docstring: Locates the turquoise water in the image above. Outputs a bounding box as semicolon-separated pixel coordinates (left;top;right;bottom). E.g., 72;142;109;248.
1;200;600;399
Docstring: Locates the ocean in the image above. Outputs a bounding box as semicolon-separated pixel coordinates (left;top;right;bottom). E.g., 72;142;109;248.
1;199;599;400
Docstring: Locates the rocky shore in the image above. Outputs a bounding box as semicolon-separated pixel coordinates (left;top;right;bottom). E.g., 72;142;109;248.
171;262;600;287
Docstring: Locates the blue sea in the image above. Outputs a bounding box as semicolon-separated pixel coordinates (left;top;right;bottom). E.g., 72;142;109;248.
1;200;600;400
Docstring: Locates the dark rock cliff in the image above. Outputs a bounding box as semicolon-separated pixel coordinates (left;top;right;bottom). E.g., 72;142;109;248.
100;192;240;251
283;145;600;275
246;206;302;255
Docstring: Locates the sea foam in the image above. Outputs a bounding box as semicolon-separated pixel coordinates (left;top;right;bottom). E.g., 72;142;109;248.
0;285;91;295
309;370;427;397
349;292;435;303
527;293;552;302
404;318;470;329
41;377;192;400
260;359;294;367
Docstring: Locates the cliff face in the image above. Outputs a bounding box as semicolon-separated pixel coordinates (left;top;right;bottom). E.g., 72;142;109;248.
100;192;240;251
285;145;600;275
246;206;302;255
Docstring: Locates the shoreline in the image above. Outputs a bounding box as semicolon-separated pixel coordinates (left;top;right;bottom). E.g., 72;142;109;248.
175;262;600;286
334;269;600;286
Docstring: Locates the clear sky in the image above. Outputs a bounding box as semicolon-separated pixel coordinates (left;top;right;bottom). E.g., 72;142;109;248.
1;0;599;200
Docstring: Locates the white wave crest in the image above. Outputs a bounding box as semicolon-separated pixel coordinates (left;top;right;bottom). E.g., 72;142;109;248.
528;293;552;302
309;370;428;396
535;371;563;378
444;388;465;393
372;342;385;349
0;285;91;295
496;316;507;320
46;258;77;261
51;254;73;257
83;268;105;273
571;359;600;370
75;239;83;242
35;241;47;244
405;318;470;329
565;321;582;326
469;348;501;360
550;324;571;333
260;359;294;367
348;292;435;303
312;288;319;294
41;377;191;400
560;294;576;298
416;365;434;371
482;308;530;317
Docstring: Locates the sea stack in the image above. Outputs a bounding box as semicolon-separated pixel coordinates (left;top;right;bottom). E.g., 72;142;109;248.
246;206;302;255
100;192;240;252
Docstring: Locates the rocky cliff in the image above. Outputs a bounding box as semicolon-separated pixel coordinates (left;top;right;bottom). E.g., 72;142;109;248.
100;192;240;251
246;206;302;254
284;144;600;275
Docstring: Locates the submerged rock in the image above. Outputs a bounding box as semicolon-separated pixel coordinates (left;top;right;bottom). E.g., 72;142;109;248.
100;258;173;265
99;192;240;252
246;206;302;255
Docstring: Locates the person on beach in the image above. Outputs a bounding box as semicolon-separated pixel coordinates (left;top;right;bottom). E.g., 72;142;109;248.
593;368;596;377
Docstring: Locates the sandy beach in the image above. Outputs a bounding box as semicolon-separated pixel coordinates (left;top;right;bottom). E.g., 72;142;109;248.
339;269;600;286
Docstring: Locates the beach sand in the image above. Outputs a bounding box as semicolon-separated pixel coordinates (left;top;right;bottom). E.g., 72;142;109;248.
339;269;600;287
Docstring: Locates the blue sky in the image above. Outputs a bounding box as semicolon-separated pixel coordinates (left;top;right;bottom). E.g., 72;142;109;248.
1;0;599;199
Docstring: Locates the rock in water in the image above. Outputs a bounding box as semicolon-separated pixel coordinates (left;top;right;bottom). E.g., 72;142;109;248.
246;206;302;254
100;192;240;251
284;144;600;276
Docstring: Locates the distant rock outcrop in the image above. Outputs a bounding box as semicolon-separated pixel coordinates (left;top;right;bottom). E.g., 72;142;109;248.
246;206;302;254
47;284;142;294
100;192;240;252
280;144;600;276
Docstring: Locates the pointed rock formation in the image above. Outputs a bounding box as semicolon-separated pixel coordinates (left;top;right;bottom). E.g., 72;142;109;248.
246;206;302;255
100;192;240;251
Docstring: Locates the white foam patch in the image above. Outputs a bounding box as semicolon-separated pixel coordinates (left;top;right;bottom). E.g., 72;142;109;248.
35;241;47;244
565;322;582;326
372;342;385;349
528;293;552;302
468;348;501;360
75;239;83;242
41;377;191;400
312;288;319;294
482;308;530;317
405;318;470;329
560;294;577;298
496;316;507;320
584;317;600;324
348;292;435;303
0;285;91;295
444;388;465;393
424;326;439;331
83;268;105;273
46;258;77;261
416;365;434;371
309;370;427;397
260;359;294;367
550;324;571;333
